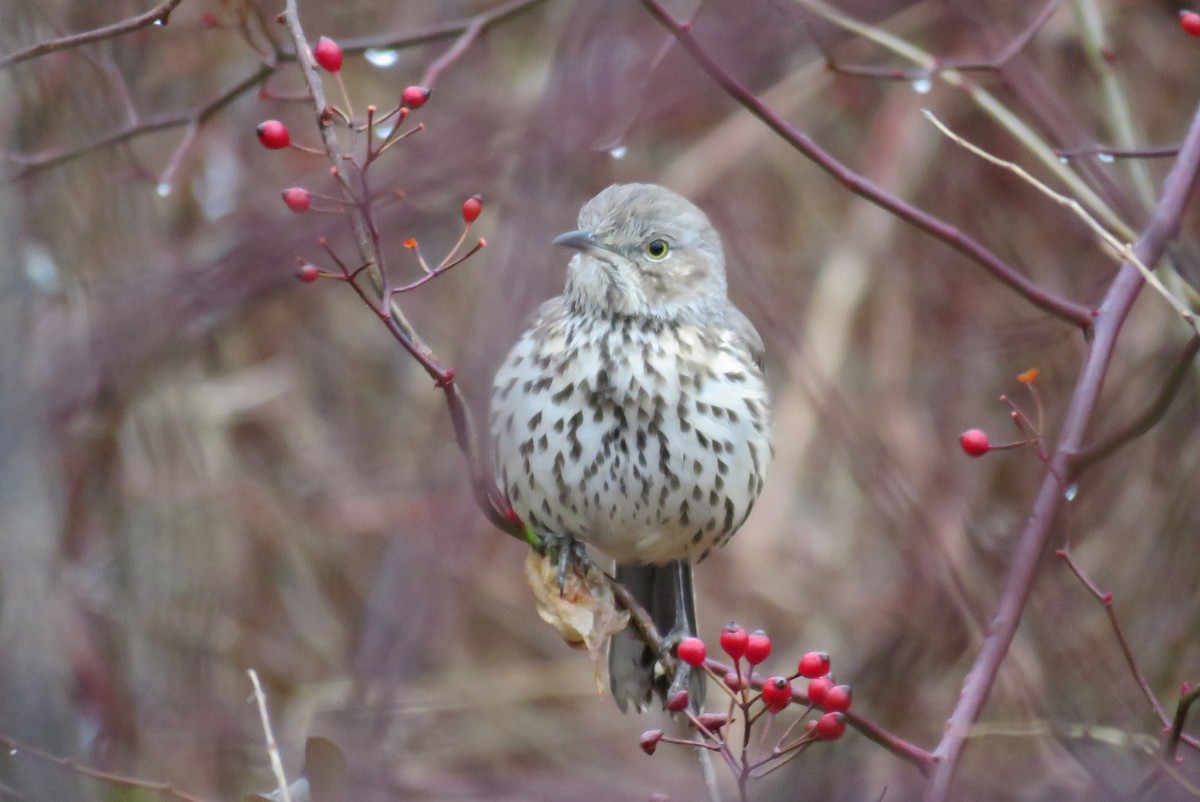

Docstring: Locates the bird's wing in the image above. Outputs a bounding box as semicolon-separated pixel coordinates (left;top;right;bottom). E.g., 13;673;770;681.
724;305;766;373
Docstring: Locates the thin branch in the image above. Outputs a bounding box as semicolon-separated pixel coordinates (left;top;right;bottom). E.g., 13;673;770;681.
247;669;291;802
1055;550;1170;726
334;0;548;57
420;18;484;88
1056;548;1200;759
794;0;1135;243
923;110;1199;334
686;659;938;776
0;731;207;802
820;0;1060;78
3;0;548;183
4;63;274;183
281;2;523;540
925;90;1200;802
1056;144;1180;160
0;0;187;70
637;0;1094;330
1168;685;1200;760
1071;334;1200;472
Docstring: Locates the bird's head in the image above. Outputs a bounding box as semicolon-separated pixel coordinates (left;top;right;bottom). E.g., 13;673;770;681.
556;183;728;321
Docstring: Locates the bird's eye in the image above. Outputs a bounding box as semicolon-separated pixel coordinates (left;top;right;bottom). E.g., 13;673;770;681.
645;239;670;260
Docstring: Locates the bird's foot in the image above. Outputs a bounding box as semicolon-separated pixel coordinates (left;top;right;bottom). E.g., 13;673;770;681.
662;626;704;710
542;533;591;594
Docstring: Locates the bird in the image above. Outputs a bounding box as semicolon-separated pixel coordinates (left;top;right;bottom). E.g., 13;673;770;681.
489;183;772;711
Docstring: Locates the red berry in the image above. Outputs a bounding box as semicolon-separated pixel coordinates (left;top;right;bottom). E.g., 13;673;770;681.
815;712;846;740
401;85;431;108
744;630;772;666
202;12;219;28
719;623;748;661
807;676;833;706
639;729;664;755
822;684;852;713
256;120;290;149
959;428;990;457
462;194;483;223
1182;11;1200;37
798;651;831;679
296;264;320;283
761;676;792;712
676;637;706;667
695;712;729;732
314;36;343;72
666;690;689;712
281;187;311;213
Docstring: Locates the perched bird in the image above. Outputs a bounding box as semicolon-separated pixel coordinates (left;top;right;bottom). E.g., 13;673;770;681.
490;183;772;711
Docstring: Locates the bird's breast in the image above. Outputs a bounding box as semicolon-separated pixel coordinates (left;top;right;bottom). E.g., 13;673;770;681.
490;313;771;564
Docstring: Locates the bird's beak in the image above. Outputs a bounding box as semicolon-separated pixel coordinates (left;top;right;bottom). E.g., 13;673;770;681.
552;229;605;254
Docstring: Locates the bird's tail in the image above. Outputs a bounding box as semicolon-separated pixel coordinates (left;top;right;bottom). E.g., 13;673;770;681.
609;560;705;712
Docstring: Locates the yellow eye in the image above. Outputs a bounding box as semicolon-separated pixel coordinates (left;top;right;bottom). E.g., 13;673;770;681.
645;239;670;260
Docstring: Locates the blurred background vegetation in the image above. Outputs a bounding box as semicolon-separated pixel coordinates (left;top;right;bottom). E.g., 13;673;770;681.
2;0;1200;799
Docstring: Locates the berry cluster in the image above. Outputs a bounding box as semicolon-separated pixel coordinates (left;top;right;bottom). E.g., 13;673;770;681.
958;368;1047;460
639;625;851;790
254;35;487;330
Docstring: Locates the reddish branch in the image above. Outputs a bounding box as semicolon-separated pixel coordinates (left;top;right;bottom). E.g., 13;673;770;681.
0;731;207;802
609;581;937;776
3;0;547;183
279;1;525;542
925;97;1200;802
1169;685;1200;760
637;0;1095;330
636;0;1200;796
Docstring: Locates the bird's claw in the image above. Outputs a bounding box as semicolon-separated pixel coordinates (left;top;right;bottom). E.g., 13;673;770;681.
545;534;590;594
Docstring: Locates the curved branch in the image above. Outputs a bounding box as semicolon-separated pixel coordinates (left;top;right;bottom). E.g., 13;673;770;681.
280;1;523;541
1070;334;1200;472
637;0;1094;330
925;94;1200;802
0;0;187;70
3;63;274;183
3;0;549;183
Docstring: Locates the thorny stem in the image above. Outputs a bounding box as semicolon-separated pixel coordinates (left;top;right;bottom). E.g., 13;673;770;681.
637;0;1094;330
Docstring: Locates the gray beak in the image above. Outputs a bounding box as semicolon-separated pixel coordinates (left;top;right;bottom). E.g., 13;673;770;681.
552;229;602;252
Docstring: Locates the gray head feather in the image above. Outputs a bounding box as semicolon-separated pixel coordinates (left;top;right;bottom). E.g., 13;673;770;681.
556;184;729;322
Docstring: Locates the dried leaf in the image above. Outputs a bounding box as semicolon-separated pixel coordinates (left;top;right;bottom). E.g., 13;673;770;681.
524;550;629;692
